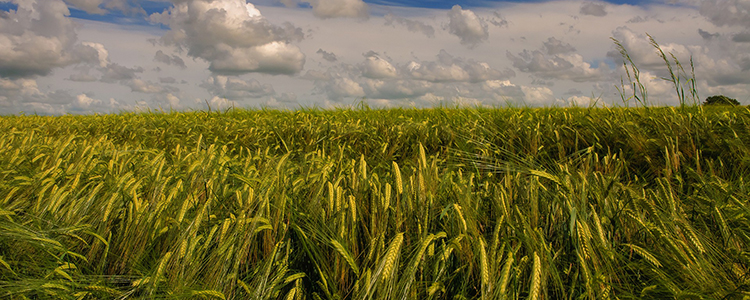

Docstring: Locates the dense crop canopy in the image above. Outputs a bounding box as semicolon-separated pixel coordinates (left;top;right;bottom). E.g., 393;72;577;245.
1;106;749;299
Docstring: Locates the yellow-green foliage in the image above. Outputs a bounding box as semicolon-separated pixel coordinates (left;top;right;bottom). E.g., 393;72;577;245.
1;106;749;299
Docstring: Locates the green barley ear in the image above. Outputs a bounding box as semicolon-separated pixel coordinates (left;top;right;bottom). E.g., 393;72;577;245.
381;232;404;281
529;252;541;300
498;251;514;297
392;161;403;195
360;154;367;181
330;238;360;275
478;237;490;297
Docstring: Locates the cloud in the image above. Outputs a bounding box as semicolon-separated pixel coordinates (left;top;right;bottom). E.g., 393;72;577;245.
201;75;276;99
733;31;750;42
608;27;750;88
64;0;106;14
384;13;435;38
302;70;333;81
0;77;120;114
127;79;173;94
316;49;338;62
0;78;44;108
607;27;676;69
699;0;750;28
305;50;519;104
304;0;368;19
580;2;607;17
82;42;110;68
361;52;398;79
543;37;576;55
275;92;297;103
75;93;101;108
626;15;664;24
448;5;489;48
159;77;177;84
360;78;433;100
0;0;104;78
104;0;146;15
68;73;98;82
490;11;509;28
406;50;514;83
154;50;186;68
100;63;143;83
699;29;721;40
508;38;609;82
566;95;598;106
521;86;556;104
321;77;365;101
150;0;305;75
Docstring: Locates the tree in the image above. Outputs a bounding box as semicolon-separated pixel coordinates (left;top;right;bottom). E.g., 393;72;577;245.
703;95;740;106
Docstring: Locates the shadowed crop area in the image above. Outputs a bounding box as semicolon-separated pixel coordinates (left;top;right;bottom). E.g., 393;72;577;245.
1;106;750;299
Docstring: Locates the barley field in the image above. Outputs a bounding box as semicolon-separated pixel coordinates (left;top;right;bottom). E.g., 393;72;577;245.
1;105;749;299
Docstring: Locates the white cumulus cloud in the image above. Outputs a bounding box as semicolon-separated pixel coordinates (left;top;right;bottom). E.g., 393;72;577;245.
361;52;398;79
150;0;305;75
0;0;105;78
447;5;489;48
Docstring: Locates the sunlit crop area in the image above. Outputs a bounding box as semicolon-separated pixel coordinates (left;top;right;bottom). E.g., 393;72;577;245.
1;105;750;299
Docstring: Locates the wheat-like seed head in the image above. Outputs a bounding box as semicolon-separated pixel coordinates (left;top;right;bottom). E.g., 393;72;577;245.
529;252;541;300
393;161;403;195
381;232;404;281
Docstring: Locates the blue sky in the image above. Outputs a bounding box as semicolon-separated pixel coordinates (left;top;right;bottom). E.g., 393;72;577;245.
1;0;749;114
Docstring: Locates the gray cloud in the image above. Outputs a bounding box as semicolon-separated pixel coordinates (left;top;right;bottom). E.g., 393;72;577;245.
303;0;368;19
320;77;365;101
150;0;305;75
543;37;576;55
154;50;187;68
384;13;435;38
448;5;489;48
732;31;750;42
626;15;664;24
508;47;610;82
699;29;721;40
103;0;146;16
0;78;120;114
580;2;607;17
608;27;750;88
316;49;338;62
201;75;276;100
127;79;175;94
100;63;144;83
531;78;554;86
276;92;297;103
699;0;750;28
490;11;509;28
359;79;433;100
68;73;98;82
405;50;515;83
159;77;177;84
627;16;648;23
0;0;103;78
64;0;106;14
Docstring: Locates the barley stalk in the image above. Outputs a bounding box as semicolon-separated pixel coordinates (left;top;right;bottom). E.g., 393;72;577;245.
529;252;541;300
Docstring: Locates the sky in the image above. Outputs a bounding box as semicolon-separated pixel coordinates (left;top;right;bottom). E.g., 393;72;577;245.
1;0;749;114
